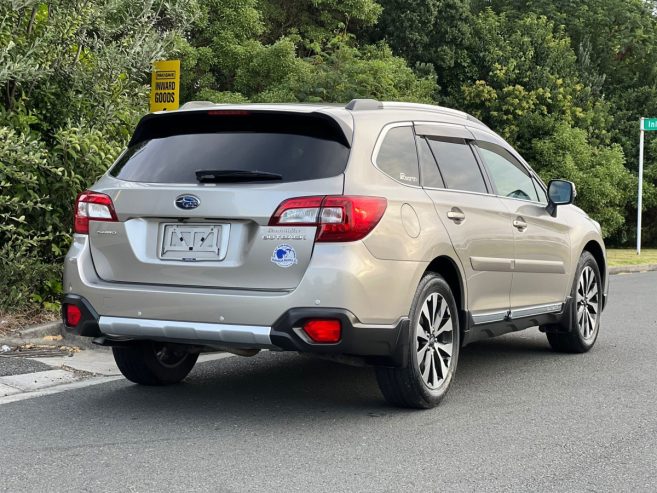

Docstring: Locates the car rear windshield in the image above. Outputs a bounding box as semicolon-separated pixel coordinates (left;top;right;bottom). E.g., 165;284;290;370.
109;111;351;183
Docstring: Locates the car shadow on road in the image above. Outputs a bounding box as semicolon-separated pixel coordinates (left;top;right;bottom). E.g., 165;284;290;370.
88;329;564;422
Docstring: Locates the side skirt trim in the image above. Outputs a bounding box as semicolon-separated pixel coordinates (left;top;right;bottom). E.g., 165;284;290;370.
472;302;564;326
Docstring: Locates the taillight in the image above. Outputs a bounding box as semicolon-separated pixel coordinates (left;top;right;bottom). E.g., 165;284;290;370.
269;196;387;242
74;191;118;234
303;319;341;343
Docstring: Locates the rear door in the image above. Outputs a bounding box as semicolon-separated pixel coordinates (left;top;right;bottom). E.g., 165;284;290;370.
471;133;572;312
87;109;351;290
415;123;515;320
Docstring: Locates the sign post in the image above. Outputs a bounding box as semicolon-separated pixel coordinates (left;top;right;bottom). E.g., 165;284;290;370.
638;118;657;255
150;60;180;112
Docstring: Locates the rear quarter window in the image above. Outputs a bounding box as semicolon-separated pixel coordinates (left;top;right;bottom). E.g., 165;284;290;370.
375;126;420;185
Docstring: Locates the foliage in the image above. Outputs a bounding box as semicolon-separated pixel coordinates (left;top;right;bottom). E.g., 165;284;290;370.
370;0;476;96
532;124;634;237
0;245;62;311
1;0;196;308
178;0;434;104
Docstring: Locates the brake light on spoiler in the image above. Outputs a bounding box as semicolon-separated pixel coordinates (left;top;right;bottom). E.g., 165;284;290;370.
269;196;387;242
74;191;118;234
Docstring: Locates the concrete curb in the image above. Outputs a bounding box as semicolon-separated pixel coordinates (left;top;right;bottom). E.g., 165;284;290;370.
0;321;63;348
15;321;61;339
609;264;657;275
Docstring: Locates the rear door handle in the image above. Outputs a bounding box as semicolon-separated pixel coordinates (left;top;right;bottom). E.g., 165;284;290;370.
447;210;466;223
513;218;528;231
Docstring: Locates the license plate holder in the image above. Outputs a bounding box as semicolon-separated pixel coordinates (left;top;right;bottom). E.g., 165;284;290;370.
158;223;230;261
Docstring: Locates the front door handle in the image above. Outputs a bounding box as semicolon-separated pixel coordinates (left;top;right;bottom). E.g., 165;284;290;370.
447;209;466;223
513;217;528;231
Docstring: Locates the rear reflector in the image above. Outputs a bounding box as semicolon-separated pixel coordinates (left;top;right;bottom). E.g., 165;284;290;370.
65;304;82;327
303;319;341;343
269;195;387;242
74;191;118;234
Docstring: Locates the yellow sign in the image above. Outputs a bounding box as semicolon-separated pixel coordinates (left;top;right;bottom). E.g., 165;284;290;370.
150;60;180;112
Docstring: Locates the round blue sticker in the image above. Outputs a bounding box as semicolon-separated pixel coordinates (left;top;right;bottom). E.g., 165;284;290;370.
271;244;298;268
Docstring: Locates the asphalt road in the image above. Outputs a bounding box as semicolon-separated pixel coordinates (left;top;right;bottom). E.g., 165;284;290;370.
0;356;52;377
1;272;656;492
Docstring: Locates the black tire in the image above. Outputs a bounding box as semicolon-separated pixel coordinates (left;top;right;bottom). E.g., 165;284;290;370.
544;251;602;353
112;342;199;385
375;274;460;409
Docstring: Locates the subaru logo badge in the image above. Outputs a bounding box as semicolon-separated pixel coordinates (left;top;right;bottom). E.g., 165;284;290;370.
175;195;201;210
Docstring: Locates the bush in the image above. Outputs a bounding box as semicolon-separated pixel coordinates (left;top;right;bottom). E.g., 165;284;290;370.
0;0;196;311
0;246;62;312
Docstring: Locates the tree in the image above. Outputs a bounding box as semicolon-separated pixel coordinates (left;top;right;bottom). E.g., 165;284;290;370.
179;0;436;104
370;0;475;98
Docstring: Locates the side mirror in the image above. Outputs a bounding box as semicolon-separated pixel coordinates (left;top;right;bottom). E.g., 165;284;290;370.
546;179;576;217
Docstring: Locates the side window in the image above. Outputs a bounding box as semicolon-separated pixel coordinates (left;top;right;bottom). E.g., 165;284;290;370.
533;177;548;204
426;137;487;194
417;136;444;188
477;142;539;202
376;126;419;185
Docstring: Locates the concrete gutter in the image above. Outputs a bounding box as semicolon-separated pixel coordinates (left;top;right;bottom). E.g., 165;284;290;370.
609;264;657;275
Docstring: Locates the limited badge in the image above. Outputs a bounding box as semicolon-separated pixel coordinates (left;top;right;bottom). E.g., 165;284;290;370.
271;244;298;268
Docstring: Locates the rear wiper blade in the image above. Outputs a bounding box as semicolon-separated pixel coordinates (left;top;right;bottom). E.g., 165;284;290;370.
195;169;283;183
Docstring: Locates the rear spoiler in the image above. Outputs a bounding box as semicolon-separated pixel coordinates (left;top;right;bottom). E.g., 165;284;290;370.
128;109;353;148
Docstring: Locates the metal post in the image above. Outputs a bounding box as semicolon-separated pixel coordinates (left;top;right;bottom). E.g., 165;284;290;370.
637;118;644;256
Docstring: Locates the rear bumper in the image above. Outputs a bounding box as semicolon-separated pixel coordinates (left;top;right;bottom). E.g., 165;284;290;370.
62;295;409;367
63;235;421;327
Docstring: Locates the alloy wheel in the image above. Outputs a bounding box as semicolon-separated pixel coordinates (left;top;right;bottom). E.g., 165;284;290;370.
416;292;454;389
576;266;599;340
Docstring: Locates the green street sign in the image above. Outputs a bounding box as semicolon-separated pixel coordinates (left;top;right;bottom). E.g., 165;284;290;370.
643;118;657;131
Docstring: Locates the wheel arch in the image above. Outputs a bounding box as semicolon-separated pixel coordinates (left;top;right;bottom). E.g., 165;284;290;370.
423;255;468;340
582;239;606;288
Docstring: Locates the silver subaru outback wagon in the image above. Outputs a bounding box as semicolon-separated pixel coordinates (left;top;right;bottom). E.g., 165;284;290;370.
62;99;608;408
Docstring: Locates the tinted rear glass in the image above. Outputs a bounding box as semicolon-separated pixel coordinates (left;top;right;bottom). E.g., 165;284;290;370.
110;112;350;183
427;137;487;194
375;126;420;184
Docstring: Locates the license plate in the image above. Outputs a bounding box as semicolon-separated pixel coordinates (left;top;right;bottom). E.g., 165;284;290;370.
159;223;229;261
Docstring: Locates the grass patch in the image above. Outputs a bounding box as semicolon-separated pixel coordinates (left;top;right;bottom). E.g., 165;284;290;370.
606;249;657;267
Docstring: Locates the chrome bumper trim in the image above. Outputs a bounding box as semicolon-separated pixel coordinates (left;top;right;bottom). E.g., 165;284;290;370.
98;316;272;346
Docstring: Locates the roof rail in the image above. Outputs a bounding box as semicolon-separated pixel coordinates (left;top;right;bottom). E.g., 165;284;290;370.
381;101;489;128
180;101;216;110
345;99;383;111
